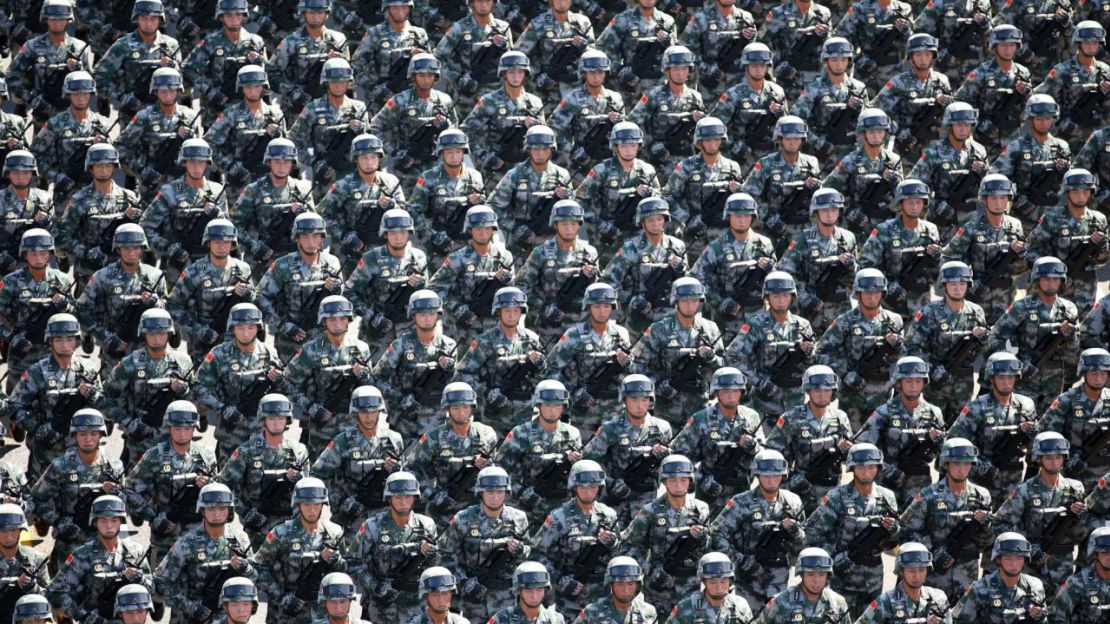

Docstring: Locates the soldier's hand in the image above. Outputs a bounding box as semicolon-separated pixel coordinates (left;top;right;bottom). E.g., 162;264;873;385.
973;509;990;523
5;137;19;149
848;95;863;109
1014;80;1029;93
814;23;828;36
886;332;901;347
689;524;706;538
139;290;156;304
1019;420;1037;433
781;517;797;530
474;455;490;469
1070;501;1086;515
176;124;192;139
843;371;864;391
608;111;621;123
280;594;307;614
196;474;211;488
170;378;187;394
615;349;630;365
1092;230;1106;243
352;362;368;378
651;443;669;457
307;403;333;424
321;546;336;562
1061;320;1075;335
566;449;582;463
560;576;585;597
1010;240;1025;253
881;516;897;530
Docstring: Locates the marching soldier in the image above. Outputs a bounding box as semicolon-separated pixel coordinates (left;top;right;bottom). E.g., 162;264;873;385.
627;45;706;180
752;547;850;624
181;0;267;126
352;0;430;110
1046;526;1110;623
204;65;286;203
853;542;952;624
571;557;659;624
597;0;677;99
742;116;822;256
0;80;30;190
791;38;869;174
951;24;1031;152
680;0;758;100
996;0;1074;78
213;577;260;624
1039;348;1110;490
0;152;53;278
6;0;93;124
266;0;349;121
515;1;594;105
1033;21;1110;150
0;505;49;605
666;552;755;624
548;50;626;181
93;0;182;122
407;128;485;265
714;43;787;170
463;51;547;183
412;567;471;624
823;108;903;241
872;33;952;162
9;596;56;624
314;572;370;624
990;94;1072;230
911;0;991;86
433;0;513;109
29;71;111;206
830;0;914;92
490;563;566;624
761;0;834;101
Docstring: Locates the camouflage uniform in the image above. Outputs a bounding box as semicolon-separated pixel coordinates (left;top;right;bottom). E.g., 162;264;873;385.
764;404;853;513
548;86;626;178
1074;126;1110;200
104;346;194;461
139;177;228;282
690;231;777;336
116;103;204;201
679;4;758;99
29;108;112;194
907;136;990;238
343;243;428;347
153;523;256;624
192;340;285;457
814;306;904;430
904;298;989;419
854;583;951;624
369;89;458;189
911;0;992;85
218;432;310;539
433;12;514;105
627;85;705;178
56;183;142;288
756;585;850;624
662;154;745;254
996;0;1074;77
407;164;485;264
939;214;1026;324
205;101;287;201
599;232;688;332
255;250;343;361
574;157;660;257
859;396;947;502
252;517;346;624
31;447;126;566
493;419;584;525
456;325;548;433
760;2;834;100
166;255;257;362
372;329;459;441
1025;206;1109;315
990;132;1072;229
7;33;93;114
710;488;807;609
777;225;858;333
672;403;763;510
180;28;267;123
573;591;658;624
311;421;403;526
463;88;547;180
951;569;1045;624
831;0;914;92
93;31;182;112
1034;56;1110;149
288;96;371;192
233;175;317;277
1046;564;1110;623
345;506;440;624
0;264;73;381
0;192;52;278
543;319;636;440
514;236;601;345
319;170;407;275
426;242;515;341
804;482;902;615
872;70;952;162
741;152;822;255
583;414;674;523
49;535;151;624
438;503;531;623
406;419;500;524
987;294;1081;411
1038;386;1110;490
515;10;595;103
488;160;572;261
532;498;622;614
947;391;1039;505
951;60;1032;152
0;542;49;611
859;216;942;319
631;314;723;428
1079;292;1110;349
351;20;431;108
74;261;167;370
595;7;677;97
267;27;349;119
823;146;904;241
724;311;815;423
619;492;712;609
792;74;869;172
284;332;374;456
715;79;789;170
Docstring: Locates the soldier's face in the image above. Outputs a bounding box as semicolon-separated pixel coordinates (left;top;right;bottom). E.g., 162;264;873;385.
304;10;328;28
414;311;439;330
202;505;230;526
943;280;967;301
356;409;380;431
209;240;233;259
298;502;324;522
390;494;415;514
901;567;927;589
624;396;651;418
1085;370;1108;390
96;516;122;538
387;5;410;23
909;51;934;72
324;315;350;335
0;528;20;549
243;84;264;103
676;298;701;319
780;137;802;154
1036;276;1061;297
386;230;411;250
46;17;69;34
170;424;195;445
991;374;1015;396
745;63;768;80
704;577;731;600
826;58;850;76
700;138;722;156
642;215;666;235
898;378;924;401
800;572;827;594
327;81;348;98
994;43;1018;61
716;388;741;408
555;220;581;242
225;600;254;624
945;460;972;482
264;415;288;435
551;0;573;13
611;580;638;603
504;68;527;88
856;290;882;311
1080;41;1102;58
413;73;437;91
589;303;614;324
667;66;690;86
447;405;473;425
8;170;32;190
948;123;972;142
1031;116;1054;135
92;163;116;182
616;143;640;161
233;324;259;344
470;226;495;245
51;335;77;357
584;70;607;88
76;430;102;452
728;213;752;233
480;489;506;511
529;146;553;166
983;195;1010;214
498;306;523;327
137;15;161;35
121;611;148;624
185;160;208;181
863;129;886;148
663;476;690;496
757;473;782;493
538;403;563;423
221;12;244;31
473;0;495;17
442;147;466;167
852;464;879;484
25;249;51;270
1067;188;1092;207
324;599;351;618
998;554;1025;576
297;232;323;255
520;587;545;608
357;154;380;175
1039;454;1065;475
1096;551;1110;571
426;590;453;613
156;88;178;107
815;207;839;226
145;330;169;351
575;484;599;504
767;292;792;313
808;388;832;407
69;92;91;111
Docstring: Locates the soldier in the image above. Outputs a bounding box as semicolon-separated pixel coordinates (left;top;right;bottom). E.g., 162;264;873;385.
0;80;31;187
680;0;757;100
899;438;994;602
1039;348;1110;490
823;108;904;241
831;0;914;92
583;374;675;523
284;295;373;456
911;0;991;86
141;139;229;286
994;432;1089;600
761;0;834;101
1033;21;1110;150
1074;124;1110;204
872;34;952;162
343;219;426;351
56;143;143;295
1026;168;1108;315
952;24;1031;153
29;71;112;206
433;0;513;109
777;188;858;334
514;1;594;105
792;38;870;173
597;0;677;98
754;547;850;624
205;65;286;204
192;303;285;457
0;505;49;610
939;174;1027;324
352;0;430;110
256;212;342;361
904;261;989;419
9;596;56;624
30;408;125;570
543;283;635;440
0;229;73;389
490;562;567;624
427;205;514;341
266;0;349;121
214;577;259;624
8;314;103;478
464;51;547;184
548;49;626;181
345;470;438;623
320;135;406;277
289;59;369;199
489;124;572;263
0;152;53;273
93;0;182;122
123;400;217;561
532;459;621;614
369;53;458;189
708;449;804;612
742;116;823;256
815;268;905;430
6;0;93;124
714;43;787;170
631;277;723;428
600;197;688;333
217;393;310;541
49;495;152;624
805;443;902;615
313;572;370;624
437;465;531;622
990;94;1072;230
571;556;659;624
371;289;458;440
906;102;990;239
117;67;203;202
407;128;485;265
181;0;267;125
103;308;193;464
987;256;1080;412
153;483;257;624
310;383;403;526
492;379;583;524
854;542;952;624
996;0;1073;78
858;356;946;502
627;45;705;179
407;382;499;524
764;365;853;513
1047;525;1110;623
412;567;471;624
1080;291;1110;349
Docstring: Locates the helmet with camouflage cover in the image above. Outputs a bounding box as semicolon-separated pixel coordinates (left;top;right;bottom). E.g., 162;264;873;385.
383;471;420;500
407;289;443;317
131;0;165;20
693;116;728;147
1031;431;1069;459
216;0;250;18
582;283;619;310
984;352;1022;378
319;573;357;603
567;459;606;490
297;0;331;12
892;179;931;211
491;286;528;315
19;229;54;255
1030;256;1067;283
350;133;385;160
1077;347;1110;376
938;437;979;467
619;374;655;401
762;271;797;297
905;33;939;57
45;313;80;341
979;173;1015;198
226;302;264;332
989;24;1022;48
40;0;74;21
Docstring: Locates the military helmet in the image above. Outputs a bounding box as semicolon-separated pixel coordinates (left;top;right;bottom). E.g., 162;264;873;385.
989;24;1023;47
498;50;531;75
491;286;528;315
290;212;327;241
474;465;512;493
694;116;728;145
236;64;269;90
697;552;734;581
419;567;457;598
1030;256;1067;283
723;192;758;218
44;313;81;341
751;449;789;476
441;381;478;407
350;133;385;160
462;205;498;232
177;138;213;164
942;101;978;127
525;124;557;150
85;143;121;169
1024;93;1059;119
979;173;1015;198
773;115;808;141
196;483;235;512
669;277;706;304
40;0;74;21
635;196;671;222
291;477;329;506
582;283;618;310
809;188;845;214
1031;431;1070;459
88;494;127;525
3;150;37;176
149;67;183;93
436;128;470;154
319;573;357;603
512;562;551;593
802;364;839;391
216;0;251;17
1061;167;1098;192
984;352;1023;378
219;577;259;611
609;121;644;148
162;399;200;428
382;0;414;6
892;179;931;210
63;70;96;95
846;442;884;467
19;228;54;254
70;408;108;435
567;459;606;490
821;37;854;60
710;367;747;394
905;33;939;55
938;437;979;466
853;268;888;293
321;57;354;84
316;294;354;324
890;356;929;383
658;454;695;482
0;79;7;98
894;542;933;572
407;53;442;77
605;556;643;583
131;0;166;19
1077;347;1110;375
549;199;585;225
383;471;420;500
226;302;264;332
378;207;415;236
740;42;773;67
137;308;175;336
578;48;612;74
936;261;973;286
796;547;834;573
407;289;443;317
619;374;655;401
297;0;332;12
264;137;298;163
13;595;54;624
661;45;696;70
855;108;891;133
258;393;294;419
532;379;570;406
1073;20;1106;44
0;504;27;531
1087;526;1110;557
991;532;1032;560
202;218;237;244
762;270;797;297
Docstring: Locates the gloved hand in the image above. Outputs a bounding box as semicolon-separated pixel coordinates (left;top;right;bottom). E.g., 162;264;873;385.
685;215;707;239
833;552;855;576
976;119;998;142
1057;118;1079;136
534;72;557;91
930;364;950;385
933;548;956;572
342;231;365;256
648;142;670;163
628;295;652;317
597;220;620;244
119;94;142;118
7;333;32;359
786;473;814;495
456;74;479;97
656;380;678;401
178;16;202;39
518;486;541;509
886;282;907;309
486;388;510;412
455;305;478;330
373;580;400;604
103;334;129;359
618;66;640;90
570;145;593;169
430;230;453;253
253;241;274;263
463;577;487;600
281;322;305;343
431;490;455;510
483;154;506;172
719;297;741;319
227;163;252;187
700;474;723;497
559;575;585;597
207;90;229;109
54;519;81;541
151;515;176;535
647;566;674;591
572;387;596;411
542;304;566;325
757;379;782;402
280;594;307;615
608;478;632;500
315;163;337;185
339;496;364;520
167;242;191;268
731;141;753;163
240;508;268;532
197;327;220;347
843;371;864;391
844;208;869;233
855;55;877;76
307;403;333;425
884;464;906;489
368;313;394;334
53;173;75;195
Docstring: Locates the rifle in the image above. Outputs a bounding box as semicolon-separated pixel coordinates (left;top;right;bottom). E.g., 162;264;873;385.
126;40;180;107
1025;13;1066;57
0;556;48;624
725;258;768;309
897;245;939;293
980;236;1023;289
320;348;371;415
894;426;941;476
941;501;991;564
641;254;685;309
751;507;800;568
986;85;1027;135
0;120;31;174
41;40;90;109
292;532;341;603
304;40;347;99
61;117;120;187
203;266;252;349
823;99;861;146
93;547;151;618
348;453;395;514
400;110;448;167
293;265;342;331
164;458;218;525
497;348;543;403
467;258;512;319
552;257;596;313
1070;70;1109;127
902;96;946;148
15;280;73;348
990;401;1035;471
46;363;98;436
713;30;753;75
382;44;421;95
1038;498;1082;558
741;106;779;153
698;179;733;229
351;178;402;248
1030;322;1072;370
411;348;454;408
946;14;989;62
783;26;824;73
866;23;906;67
583;347;629;401
661;525;703;576
215;42;268;102
668;329;715;394
114;271;165;345
855;167;899;221
709;424;759;488
199;541;250;611
379;259;424;323
1079;401;1110;467
607;178;649;233
938;330;983;379
856;320;900;383
466;26;510;87
389;521;437;593
476;528;525;589
779;180;816;225
532;452;575;499
1061;229;1106;279
172;185;227;263
137;359;201;429
1026;156;1067;207
150;107;205;181
581;112;622;161
237;111;286;179
432;180;483;243
768;339;810;390
847;504;895;565
803;422;871;487
943;164;985;220
541;25;590;84
233;362;282;420
90;193;144;259
811;255;852;301
523;187;565;238
621;427;676;493
320;108;371;172
630;31;671;80
568;520;615;583
659;110;701;155
257;451;309;517
71;463;128;533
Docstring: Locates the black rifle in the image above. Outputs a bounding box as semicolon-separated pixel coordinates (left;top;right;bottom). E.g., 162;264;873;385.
348;451;396;514
304;40;347;99
390;521;436;593
641;255;685;309
699;179;734;229
216;43;268;103
856;320;900;383
668;328;715;394
71;464;128;533
943;164;985;219
91;194;144;259
742;106;780;152
866;23;906;67
12;280;73;352
942;502;991;564
523;187;565;238
1062;229;1106;279
897;245;939;293
622;429;676;493
293;533;341;603
581;112;621;161
990;401;1035;471
351;179;402;249
542;25;590;84
980;236;1024;289
257;451;309;517
476;528;526;589
238;112;286;180
583;348;629;401
607;180;648;233
1080;402;1110;467
42;40;90;109
199;541;250;611
768;340;810;390
1026;13;1066;57
947;14;989;62
203;267;252;350
894;426;941;476
0;556;47;624
466;26;510;87
383;45;420;95
553;258;596;313
709;424;758;488
94;547;151;618
47;363;98;436
164;459;217;525
126;40;180;107
751;508;800;568
151;107;205;180
900;96;946;150
1026;157;1067;207
847;507;895;565
138;360;199;429
533;452;575;499
780;180;816;225
61;117;120;188
321;346;372;415
727;258;769;308
1070;70;1109;127
824;97;863;146
987;85;1027;135
498;349;543;403
1039;498;1082;557
569;520;615;583
401;110;448;167
812;256;852;301
1030;322;1072;370
938;330;983;383
294;265;342;331
661;525;703;576
412;349;454;408
379;261;424;323
855;166;899;221
630;32;670;80
171;186;227;264
659;110;701;155
804;422;871;487
433;181;483;243
233;363;282;420
467;258;511;319
784;26;824;73
115;272;165;345
714;30;753;75
320;108;371;172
